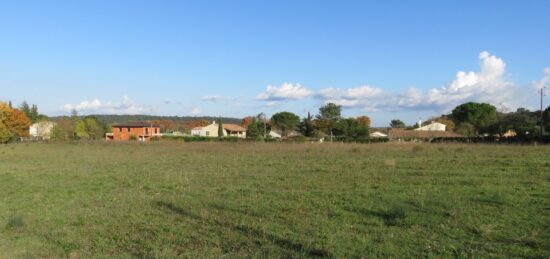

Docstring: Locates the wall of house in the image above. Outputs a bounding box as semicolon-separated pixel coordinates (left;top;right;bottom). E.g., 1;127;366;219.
112;127;161;141
191;123;226;137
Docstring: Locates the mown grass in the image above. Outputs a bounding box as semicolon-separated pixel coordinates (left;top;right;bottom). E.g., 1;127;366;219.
0;142;548;258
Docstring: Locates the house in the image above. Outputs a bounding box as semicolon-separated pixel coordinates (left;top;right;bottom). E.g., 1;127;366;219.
414;121;446;131
107;122;161;142
29;121;57;140
369;131;388;138
191;121;247;138
268;130;282;139
388;128;462;142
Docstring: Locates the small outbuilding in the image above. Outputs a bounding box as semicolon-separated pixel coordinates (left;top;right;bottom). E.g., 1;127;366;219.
29;121;57;140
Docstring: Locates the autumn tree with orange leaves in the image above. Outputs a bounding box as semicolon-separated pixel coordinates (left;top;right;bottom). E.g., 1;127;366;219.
7;109;31;138
0;102;32;142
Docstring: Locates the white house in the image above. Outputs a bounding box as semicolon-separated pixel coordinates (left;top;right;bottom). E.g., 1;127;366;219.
191;121;247;138
29;121;57;140
414;121;446;131
369;131;388;138
268;130;281;139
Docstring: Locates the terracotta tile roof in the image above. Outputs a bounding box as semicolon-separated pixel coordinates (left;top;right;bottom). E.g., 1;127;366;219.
112;121;160;128
388;129;463;139
223;124;246;132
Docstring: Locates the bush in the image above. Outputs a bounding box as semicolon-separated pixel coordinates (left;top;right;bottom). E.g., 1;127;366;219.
129;135;138;141
161;135;241;142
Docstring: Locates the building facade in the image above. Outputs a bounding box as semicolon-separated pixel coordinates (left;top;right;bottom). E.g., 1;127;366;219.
107;122;161;142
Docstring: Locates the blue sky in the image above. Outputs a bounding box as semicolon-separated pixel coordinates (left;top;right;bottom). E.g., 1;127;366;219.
1;0;549;126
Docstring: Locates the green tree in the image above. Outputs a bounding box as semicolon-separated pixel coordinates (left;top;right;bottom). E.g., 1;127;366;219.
19;101;31;119
0;123;11;143
218;117;224;138
451;102;497;135
271;111;300;137
299;112;316;137
501;109;538;138
389;119;406;128
316;103;342;141
246;118;261;139
338;118;369;140
49;125;66;140
74;116;107;140
544;106;550;134
455;122;475;137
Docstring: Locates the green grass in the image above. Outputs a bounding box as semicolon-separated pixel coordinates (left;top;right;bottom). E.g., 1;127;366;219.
0;142;548;258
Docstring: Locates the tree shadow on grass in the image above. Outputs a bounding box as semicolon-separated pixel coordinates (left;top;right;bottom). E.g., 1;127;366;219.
155;201;331;258
352;207;408;227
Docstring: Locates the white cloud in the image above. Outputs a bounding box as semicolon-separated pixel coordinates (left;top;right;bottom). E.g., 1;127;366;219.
533;67;550;90
189;107;201;116
201;95;232;102
314;51;529;112
62;96;157;115
257;83;312;101
424;51;513;107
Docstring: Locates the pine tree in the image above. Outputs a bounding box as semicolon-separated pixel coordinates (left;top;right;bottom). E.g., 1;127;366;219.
30;104;39;122
217;117;223;138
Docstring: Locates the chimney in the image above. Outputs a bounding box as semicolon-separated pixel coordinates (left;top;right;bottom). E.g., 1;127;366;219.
213;120;216;125
418;120;422;128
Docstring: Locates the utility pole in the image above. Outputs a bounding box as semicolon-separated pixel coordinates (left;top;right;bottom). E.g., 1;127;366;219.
539;86;546;136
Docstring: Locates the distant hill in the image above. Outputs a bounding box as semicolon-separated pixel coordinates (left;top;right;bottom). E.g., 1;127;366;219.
50;114;242;125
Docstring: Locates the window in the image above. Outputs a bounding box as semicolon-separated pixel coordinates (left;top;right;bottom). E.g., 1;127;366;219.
155;128;158;134
145;128;149;135
206;131;210;136
127;127;131;132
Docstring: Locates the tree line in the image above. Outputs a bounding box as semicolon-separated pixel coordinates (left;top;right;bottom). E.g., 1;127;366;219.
242;103;371;141
388;102;550;139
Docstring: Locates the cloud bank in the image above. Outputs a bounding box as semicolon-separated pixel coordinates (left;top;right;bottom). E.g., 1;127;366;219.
62;96;158;115
257;83;312;101
258;51;544;113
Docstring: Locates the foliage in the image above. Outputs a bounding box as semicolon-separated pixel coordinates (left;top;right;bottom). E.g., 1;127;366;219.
6;109;31;138
389;119;406;128
451;102;497;134
337;118;370;140
75;116;107;140
218;117;224;138
49;125;66;141
246;114;270;140
299;112;317;137
162;135;240;142
455;122;475;137
356;116;371;127
316;103;342;139
241;116;253;129
0;122;11;143
434;116;455;132
0;102;31;141
271;111;300;137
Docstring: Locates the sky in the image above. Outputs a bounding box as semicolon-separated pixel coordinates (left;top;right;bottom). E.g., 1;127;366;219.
1;0;549;126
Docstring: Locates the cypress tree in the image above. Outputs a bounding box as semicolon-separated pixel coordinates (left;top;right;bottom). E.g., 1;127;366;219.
218;117;223;138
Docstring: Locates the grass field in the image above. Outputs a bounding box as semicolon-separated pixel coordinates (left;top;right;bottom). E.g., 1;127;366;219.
0;142;549;258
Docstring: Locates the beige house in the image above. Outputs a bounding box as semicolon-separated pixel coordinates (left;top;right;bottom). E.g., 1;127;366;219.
29;121;57;140
191;121;247;138
414;121;446;131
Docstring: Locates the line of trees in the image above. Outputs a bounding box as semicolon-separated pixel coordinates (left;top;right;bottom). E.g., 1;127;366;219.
388;102;550;139
50;111;109;141
242;103;371;141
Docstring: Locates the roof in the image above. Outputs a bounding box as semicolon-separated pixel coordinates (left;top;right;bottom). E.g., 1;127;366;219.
191;126;203;130
388;129;462;139
112;122;160;128
223;124;246;132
